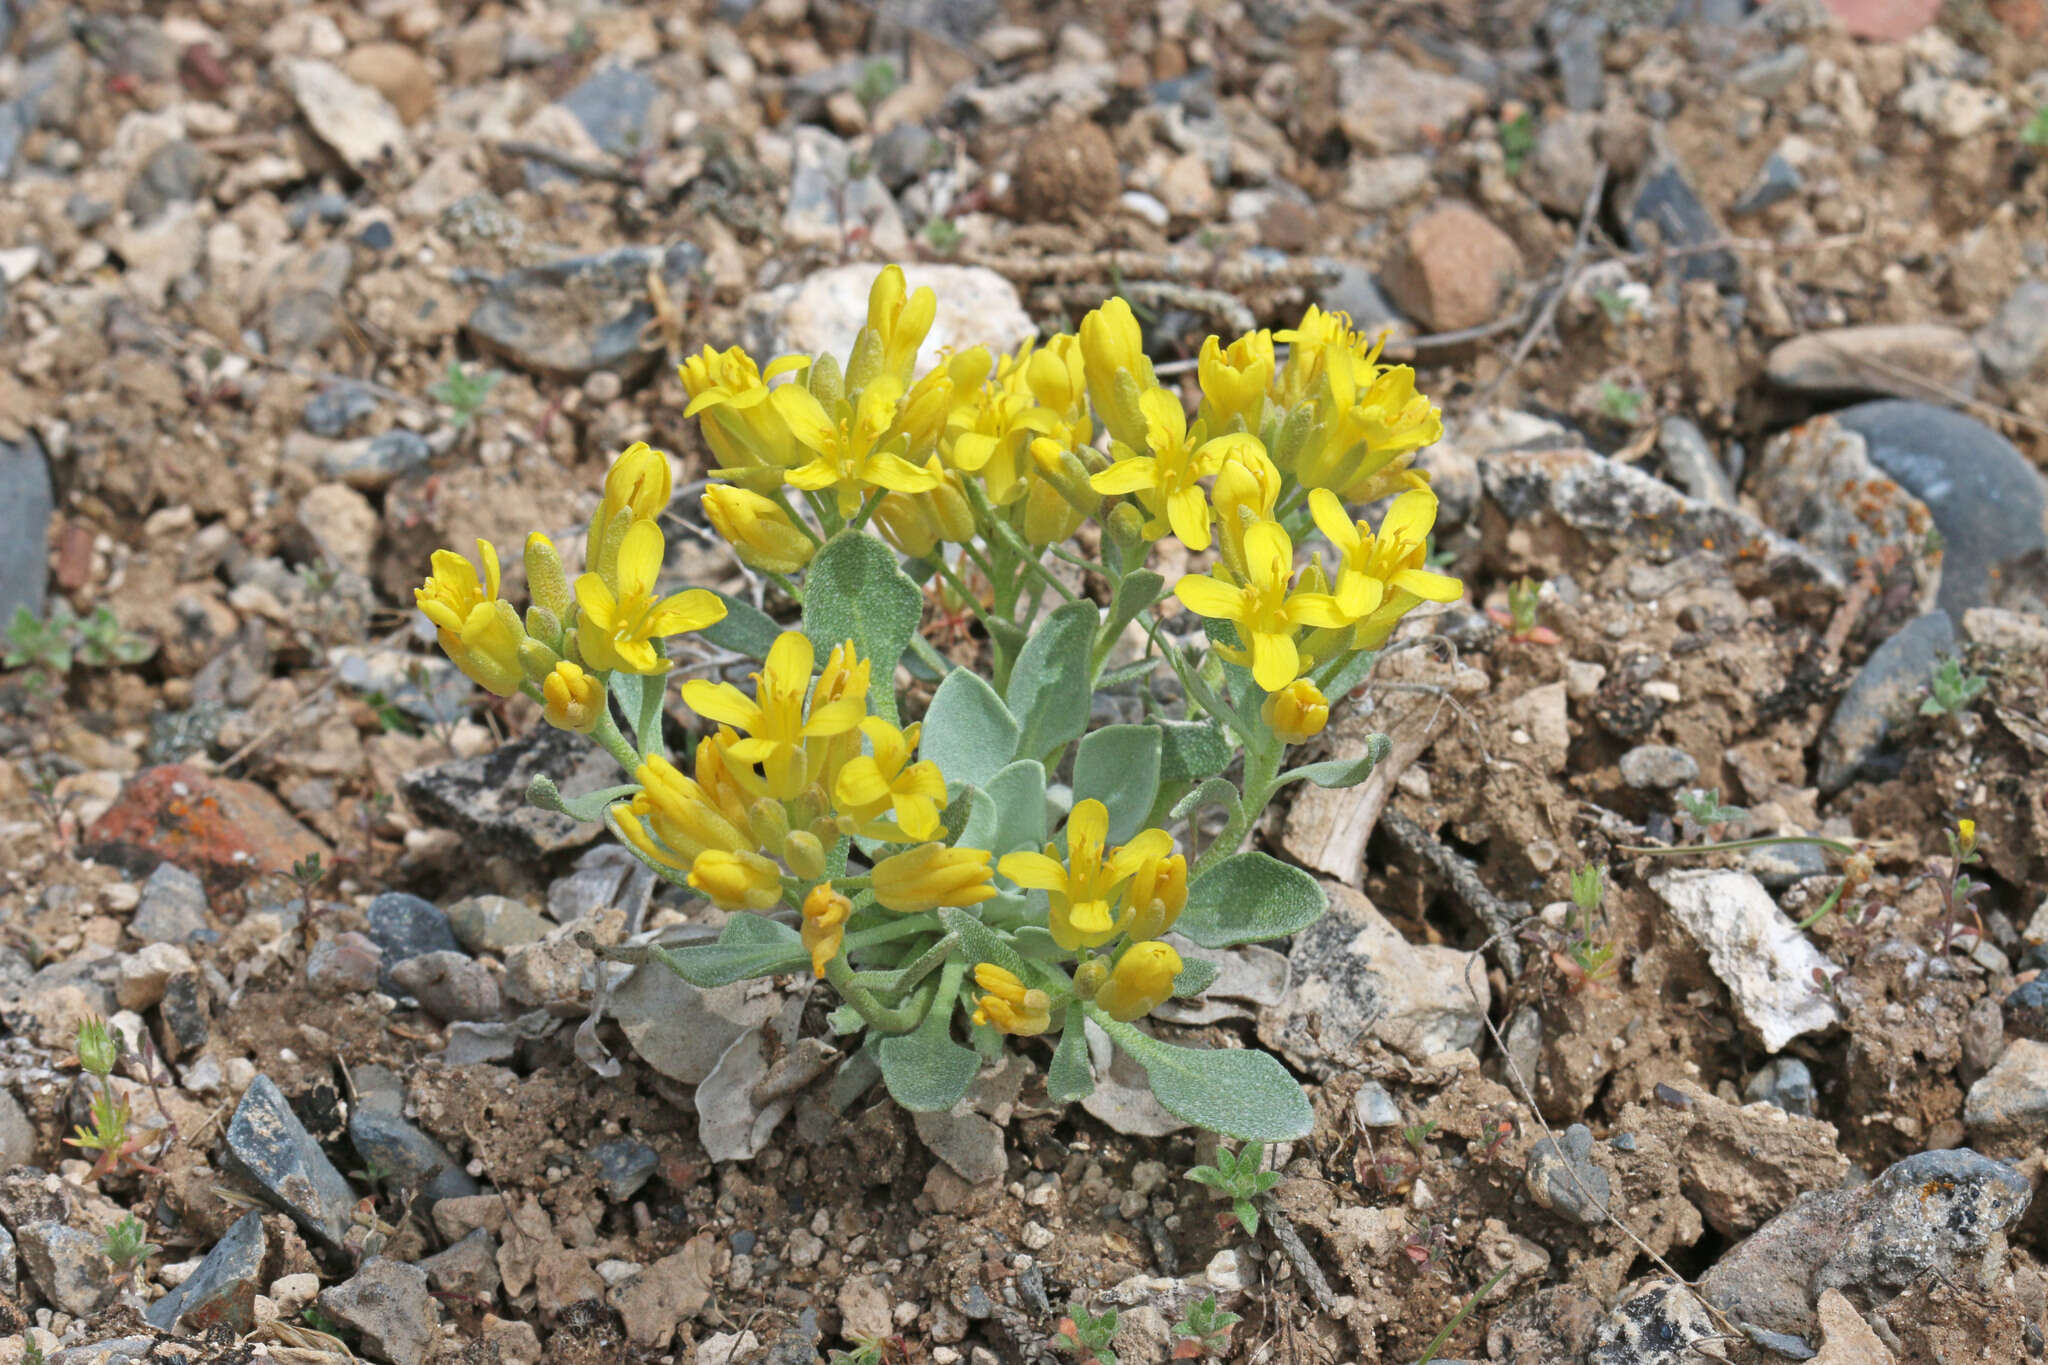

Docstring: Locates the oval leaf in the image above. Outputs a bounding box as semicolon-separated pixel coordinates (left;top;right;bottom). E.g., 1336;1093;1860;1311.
1274;733;1393;792
1176;852;1326;948
1093;1014;1313;1140
1005;599;1098;759
877;968;980;1112
983;759;1049;858
652;916;810;987
802;531;924;721
1046;1015;1094;1102
1073;725;1163;844
922;669;1019;790
1159;719;1232;782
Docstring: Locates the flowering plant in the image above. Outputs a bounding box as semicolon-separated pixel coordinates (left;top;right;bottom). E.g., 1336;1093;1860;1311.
417;266;1459;1139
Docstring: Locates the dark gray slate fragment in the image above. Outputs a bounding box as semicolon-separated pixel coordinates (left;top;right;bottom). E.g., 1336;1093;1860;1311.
464;242;705;382
559;63;662;159
2004;978;2048;1042
1834;400;2048;616
593;1138;660;1203
347;1105;479;1208
1526;1122;1610;1225
303;384;380;438
418;1226;500;1298
365;892;462;992
1730;152;1802;216
1816;611;1953;795
221;1074;358;1246
0;433;53;624
320;1257;437;1365
400;724;616;859
17;1220;115;1315
145;1210;264;1331
1623;155;1737;288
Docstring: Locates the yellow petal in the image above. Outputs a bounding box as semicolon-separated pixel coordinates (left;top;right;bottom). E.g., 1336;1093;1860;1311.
1379;487;1441;546
478;539;502;600
647;588;727;635
1336;575;1387;620
574;573;618;629
1250;629;1300;691
835;757;891;810
864;451;942;494
616;519;665;599
1309;488;1360;555
1166;486;1211;551
1287;591;1354;631
1066;799;1108;852
772;384;837;452
1172;574;1243;619
1090;457;1159;495
765;631;816;687
680;679;762;732
1391;568;1465;603
998;851;1068;891
1243;521;1294;588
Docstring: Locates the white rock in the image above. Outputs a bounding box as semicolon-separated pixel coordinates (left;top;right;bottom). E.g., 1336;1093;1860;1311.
283;59;412;172
1203;1248;1251;1294
743;263;1033;373
116;942;195;1012
1650;869;1838;1051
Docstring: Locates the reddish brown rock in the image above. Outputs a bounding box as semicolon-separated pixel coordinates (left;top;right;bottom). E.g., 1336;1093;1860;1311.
1819;0;1940;38
85;764;331;890
1384;204;1523;332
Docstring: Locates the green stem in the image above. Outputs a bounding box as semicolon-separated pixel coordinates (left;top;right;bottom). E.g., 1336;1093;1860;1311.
847;488;887;533
931;555;1002;635
964;481;1077;605
1793;878;1849;931
1192;740;1280;882
1138;615;1253;738
1616;835;1857;858
847;932;957;998
825;956;933;1034
767;487;824;547
766;571;804;605
906;632;955;675
589;710;644;777
843;916;932;952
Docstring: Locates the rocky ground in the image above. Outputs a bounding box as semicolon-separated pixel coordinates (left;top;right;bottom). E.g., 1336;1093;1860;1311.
3;0;2048;1362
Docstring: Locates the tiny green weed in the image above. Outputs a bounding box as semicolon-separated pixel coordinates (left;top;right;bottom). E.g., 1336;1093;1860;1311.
427;360;503;429
1921;654;1987;718
1597;379;1646;425
1186;1140;1283;1238
1055;1302;1120;1365
1676;787;1747;835
1170;1294;1241;1360
2022;102;2048;148
923;218;964;253
1499;109;1535;176
103;1214;160;1271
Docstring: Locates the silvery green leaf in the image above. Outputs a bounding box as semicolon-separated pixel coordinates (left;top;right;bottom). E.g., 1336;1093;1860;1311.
1170;777;1243;828
983;759;1048;858
1091;1012;1313;1140
1073;725;1162;844
607;671;667;762
652;916;810;987
1104;570;1165;644
1006;599;1098;760
1046;1015;1094;1102
922;668;1019;789
526;775;641;825
1313;646;1380;701
941;907;1031;979
1175;852;1326;948
877;969;980;1112
1172;958;1221;998
701;591;782;661
802;531;924;722
1158;719;1231;782
1274;733;1393;792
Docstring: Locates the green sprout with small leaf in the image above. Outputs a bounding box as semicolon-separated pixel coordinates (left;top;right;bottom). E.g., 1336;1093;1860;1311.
854;59;900;113
1676;787;1747;837
103;1214;160;1272
1055;1303;1120;1365
1597;379;1646;425
1499;109;1535;176
427;360;503;429
1170;1295;1242;1360
66;1017;154;1180
1921;654;1987;718
1186;1140;1283;1238
2023;102;2048;148
1487;576;1558;644
5;603;156;688
923;217;965;253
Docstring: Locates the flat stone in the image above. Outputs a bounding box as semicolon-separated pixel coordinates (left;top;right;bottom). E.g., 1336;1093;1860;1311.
1766;325;1980;403
547;843;655;926
1976;279;2048;387
283;58;411;172
1337;153;1434;214
1622;152;1736;289
18;1220;117;1315
0;433;54;625
465;242;705;383
442;1021;519;1065
2003;978;2048;1042
1730;152;1803;216
221;1073;358;1247
1811;1289;1893;1365
389;950;500;1022
1743;840;1831;891
593;1139;660;1203
782;126;907;254
1732;44;1809;99
1818;0;1940;38
1384;204;1522;331
302;384;380;438
0;1089;33;1170
320;1258;437;1365
913;1107;1008;1185
1528;111;1603;217
340;42;436;126
1526;1123;1611;1225
1587;1279;1719;1365
611;1234;716;1349
85;764;331;892
348;1105;480;1207
145;1211;264;1332
446;894;553;955
1333;50;1486;152
557;62;664;160
129;862;210;944
1815;612;1955;795
1618;745;1700;790
1750;414;1941;614
1651;869;1838;1051
365;892;462;993
419;1227;500;1299
1963;1037;2048;1150
307;931;381;995
1352;1080;1402;1127
1544;7;1606;110
742;263;1032;373
1654;415;1736;507
1835;400;2048;617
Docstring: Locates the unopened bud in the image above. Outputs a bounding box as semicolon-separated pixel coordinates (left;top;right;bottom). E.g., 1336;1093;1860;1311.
784;829;827;880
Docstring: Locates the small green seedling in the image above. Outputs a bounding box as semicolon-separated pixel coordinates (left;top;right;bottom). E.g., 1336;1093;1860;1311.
103;1214;160;1271
5;603;156;682
827;1338;888;1365
1597;379;1646;425
1676;788;1747;834
66;1017;147;1179
2023;102;2048;148
1402;1120;1437;1153
1486;576;1558;644
1921;655;1987;718
1169;1294;1242;1360
1569;862;1605;918
1186;1140;1283;1238
854;58;900;113
1499;109;1535;176
923;218;964;253
1055;1302;1120;1365
427;360;503;429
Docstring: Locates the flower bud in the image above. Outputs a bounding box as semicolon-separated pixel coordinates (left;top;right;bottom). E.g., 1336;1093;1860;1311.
77;1016;118;1077
784;829;827;881
519;634;564;686
971;963;1054;1036
703;485;816;575
801;882;853;977
748;797;792;853
873;843;996;914
1071;957;1109;1001
1094;941;1184;1022
687;849;784;911
1261;679;1330;745
1107;500;1147;562
525;533;572;619
541;660;604;734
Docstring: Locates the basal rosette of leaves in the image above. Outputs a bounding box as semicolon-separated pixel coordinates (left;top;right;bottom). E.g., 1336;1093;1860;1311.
416;265;1460;1140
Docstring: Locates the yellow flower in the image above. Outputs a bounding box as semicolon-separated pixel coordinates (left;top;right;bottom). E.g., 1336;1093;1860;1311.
1308;487;1463;649
804;640;873;794
1273;304;1364;409
688;848;784;911
1094;941;1184;1022
1025;333;1088;417
415;539;527;697
681;347;809;488
702;485;816;575
1089;388;1264;552
1171;520;1352;690
873;458;977;560
774;377;939;519
947;382;1062;508
1117;837;1186;942
834;718;948;840
801;883;853;978
680;633;865;800
1210;444;1283;578
1262;679;1330;745
1956;818;1977;858
1300;348;1444;498
586;443;673;580
971;963;1053;1036
999;800;1151;951
541;660;604;734
574;519;727;674
864;264;938;383
612;754;753;872
1079;297;1158;448
1197;331;1274;431
872;843;997;914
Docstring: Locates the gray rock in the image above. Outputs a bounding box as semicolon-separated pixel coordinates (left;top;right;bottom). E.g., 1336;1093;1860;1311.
301;428;431;492
1836;400;2048;616
0;1088;33;1169
17;1220;116;1315
1816;611;1954;795
1732;44;1809;99
351;1064;406;1116
1744;1058;1816;1117
0;1221;14;1297
160;970;208;1059
782;127;907;254
1528;110;1603;217
548;843;655;927
1316;261;1412;340
442;1021;518;1065
125;139;211;223
265;242;357;353
446;895;552;956
221;1074;358;1247
1654;415;1735;507
1587;1279;1718;1365
1750;413;1940;612
1543;8;1607;111
1977;278;2048;387
593;1139;660;1203
302;385;380;438
2003;978;2048;1042
872;122;943;191
282;58;410;173
1618;744;1700;790
307;931;382;995
1963;1037;2048;1146
1766;325;1980;403
0;100;27;181
130;862;210;943
1653;869;1839;1051
1730;152;1802;216
365;893;462;992
913;1107;1008;1185
348;1106;479;1208
320;1258;437;1365
1742;839;1830;891
145;1210;264;1332
1623;151;1736;288
418;1226;499;1299
1352;1080;1402;1128
1526;1123;1610;1225
1701;1147;2030;1335
0;433;54;625
465;242;704;383
388;950;500;1022
559;63;663;160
